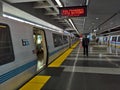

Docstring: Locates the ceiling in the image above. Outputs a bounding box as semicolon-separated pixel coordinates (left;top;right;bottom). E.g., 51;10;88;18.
3;0;120;35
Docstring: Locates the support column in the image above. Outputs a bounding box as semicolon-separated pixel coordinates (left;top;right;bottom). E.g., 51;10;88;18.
0;0;3;16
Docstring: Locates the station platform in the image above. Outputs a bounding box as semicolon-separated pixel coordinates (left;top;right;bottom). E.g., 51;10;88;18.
20;42;120;90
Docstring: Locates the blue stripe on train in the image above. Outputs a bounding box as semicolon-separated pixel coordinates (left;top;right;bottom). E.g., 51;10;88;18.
110;42;120;45
48;45;68;56
0;60;37;84
0;45;69;84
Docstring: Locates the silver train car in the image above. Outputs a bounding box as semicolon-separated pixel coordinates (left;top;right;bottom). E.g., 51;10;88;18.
0;16;78;90
109;35;120;48
97;34;120;48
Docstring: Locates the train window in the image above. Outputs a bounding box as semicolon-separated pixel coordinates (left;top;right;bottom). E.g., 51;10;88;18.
112;37;117;41
112;37;114;41
63;35;68;44
52;33;63;47
114;37;117;41
0;23;14;65
103;37;107;42
118;36;120;42
106;37;108;41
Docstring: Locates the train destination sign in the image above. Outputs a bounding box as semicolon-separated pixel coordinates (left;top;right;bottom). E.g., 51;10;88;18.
59;6;87;17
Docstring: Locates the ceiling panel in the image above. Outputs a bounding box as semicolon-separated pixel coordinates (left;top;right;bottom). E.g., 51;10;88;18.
4;0;120;35
5;0;42;3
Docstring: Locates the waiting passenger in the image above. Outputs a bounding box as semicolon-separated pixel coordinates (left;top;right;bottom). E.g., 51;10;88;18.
96;38;99;44
82;35;89;56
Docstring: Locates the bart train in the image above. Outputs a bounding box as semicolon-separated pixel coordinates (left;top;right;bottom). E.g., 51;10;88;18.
97;32;120;48
0;16;78;90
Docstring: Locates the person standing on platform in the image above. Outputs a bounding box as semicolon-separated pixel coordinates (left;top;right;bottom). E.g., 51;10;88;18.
82;35;89;56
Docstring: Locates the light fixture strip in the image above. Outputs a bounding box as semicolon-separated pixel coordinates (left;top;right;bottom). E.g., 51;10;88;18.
68;19;79;34
86;0;89;5
3;14;63;33
55;0;63;7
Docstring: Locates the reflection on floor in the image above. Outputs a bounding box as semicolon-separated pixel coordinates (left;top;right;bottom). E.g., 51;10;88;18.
37;50;44;71
20;42;120;90
37;61;44;71
40;44;120;90
108;46;120;55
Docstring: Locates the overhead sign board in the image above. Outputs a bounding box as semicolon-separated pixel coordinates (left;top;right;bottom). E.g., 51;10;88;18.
59;6;87;17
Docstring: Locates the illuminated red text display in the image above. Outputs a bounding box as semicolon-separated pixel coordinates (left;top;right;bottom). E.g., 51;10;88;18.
59;6;87;17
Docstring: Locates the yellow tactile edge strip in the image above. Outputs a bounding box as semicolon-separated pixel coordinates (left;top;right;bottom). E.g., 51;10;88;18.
48;41;79;67
20;41;79;90
20;76;51;90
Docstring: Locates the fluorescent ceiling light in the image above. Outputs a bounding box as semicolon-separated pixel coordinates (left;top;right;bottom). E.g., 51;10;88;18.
3;14;63;33
96;18;99;20
55;0;63;7
94;29;97;32
64;19;71;27
68;19;79;34
86;0;89;5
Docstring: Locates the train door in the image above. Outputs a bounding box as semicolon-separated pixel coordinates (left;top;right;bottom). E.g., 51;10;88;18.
33;27;47;71
69;36;71;48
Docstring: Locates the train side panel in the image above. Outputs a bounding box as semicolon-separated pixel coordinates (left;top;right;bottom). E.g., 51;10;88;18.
110;35;120;48
0;17;37;90
44;30;69;64
0;16;76;89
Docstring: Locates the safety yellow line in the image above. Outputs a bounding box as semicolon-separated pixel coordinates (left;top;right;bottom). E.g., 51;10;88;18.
20;76;51;90
116;46;120;48
110;45;120;48
20;41;79;90
48;41;79;67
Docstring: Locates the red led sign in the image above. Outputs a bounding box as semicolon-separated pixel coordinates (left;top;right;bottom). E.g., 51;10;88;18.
59;6;87;17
